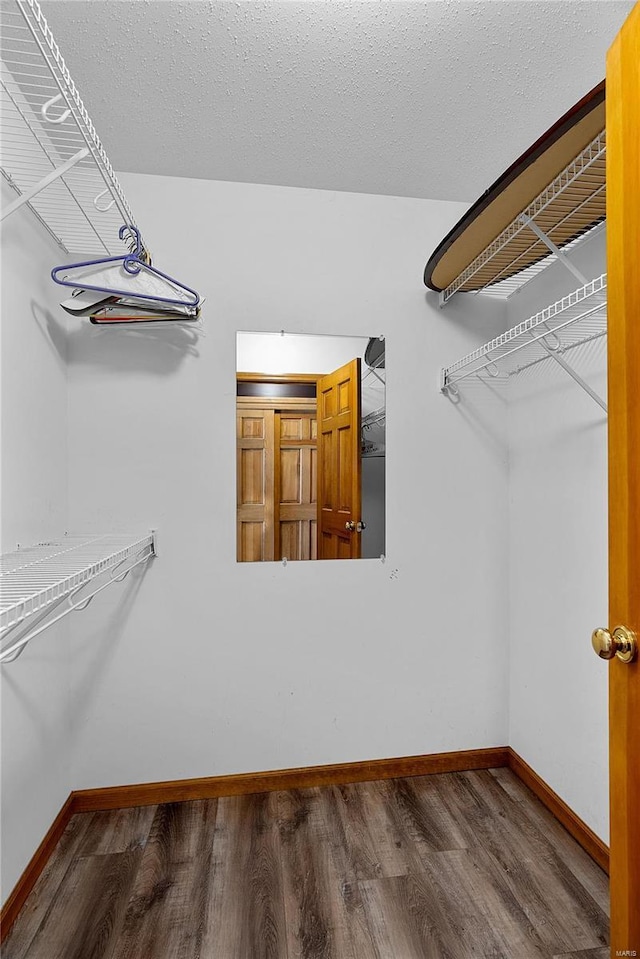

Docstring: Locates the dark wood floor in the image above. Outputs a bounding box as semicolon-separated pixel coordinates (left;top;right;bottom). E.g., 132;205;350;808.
3;768;609;959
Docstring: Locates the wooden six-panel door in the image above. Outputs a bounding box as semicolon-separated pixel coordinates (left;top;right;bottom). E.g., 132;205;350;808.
317;358;362;559
275;412;318;561
237;402;317;561
606;4;640;953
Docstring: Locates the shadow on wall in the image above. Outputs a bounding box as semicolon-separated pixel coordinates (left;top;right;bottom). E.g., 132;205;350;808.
63;563;152;759
424;289;510;341
32;301;201;375
1;564;150;807
444;380;509;460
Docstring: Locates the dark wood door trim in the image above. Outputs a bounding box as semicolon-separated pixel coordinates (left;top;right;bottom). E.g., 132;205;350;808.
237;373;321;385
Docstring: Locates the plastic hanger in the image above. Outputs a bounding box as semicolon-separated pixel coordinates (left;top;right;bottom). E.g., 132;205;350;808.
51;226;200;308
90;304;201;325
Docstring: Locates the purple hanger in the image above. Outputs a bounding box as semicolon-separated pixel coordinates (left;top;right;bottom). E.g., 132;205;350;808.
51;226;200;308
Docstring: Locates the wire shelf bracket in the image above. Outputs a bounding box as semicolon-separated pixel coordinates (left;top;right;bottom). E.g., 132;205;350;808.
1;147;88;221
0;531;157;664
440;275;608;412
518;215;588;287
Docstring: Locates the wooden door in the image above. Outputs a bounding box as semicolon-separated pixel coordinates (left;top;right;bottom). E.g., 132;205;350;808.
317;358;362;559
275;412;318;561
236;408;275;561
237;396;317;562
606;4;640;953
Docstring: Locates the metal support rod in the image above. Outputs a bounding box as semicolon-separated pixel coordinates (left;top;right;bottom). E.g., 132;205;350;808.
531;333;607;413
519;215;588;286
0;595;69;663
366;367;385;385
0;147;89;221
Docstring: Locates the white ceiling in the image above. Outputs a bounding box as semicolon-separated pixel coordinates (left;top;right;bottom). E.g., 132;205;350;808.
39;0;633;202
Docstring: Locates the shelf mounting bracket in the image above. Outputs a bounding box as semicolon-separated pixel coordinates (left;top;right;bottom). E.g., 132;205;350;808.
528;331;607;413
0;148;89;222
519;215;588;286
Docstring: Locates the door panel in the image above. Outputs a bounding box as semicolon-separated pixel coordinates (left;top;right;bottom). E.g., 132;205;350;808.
240;449;266;504
240;523;266;563
236;408;275;561
280;448;302;502
606;5;640;953
338;427;352;509
280;520;317;562
317;359;362;559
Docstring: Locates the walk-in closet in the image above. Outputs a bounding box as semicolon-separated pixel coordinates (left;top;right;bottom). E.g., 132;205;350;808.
1;1;639;956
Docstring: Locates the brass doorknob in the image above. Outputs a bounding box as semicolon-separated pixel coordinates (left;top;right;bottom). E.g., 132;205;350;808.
592;626;637;664
345;521;356;532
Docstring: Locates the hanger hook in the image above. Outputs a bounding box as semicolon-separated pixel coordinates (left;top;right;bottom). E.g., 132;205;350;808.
119;225;144;274
119;224;143;257
122;257;142;275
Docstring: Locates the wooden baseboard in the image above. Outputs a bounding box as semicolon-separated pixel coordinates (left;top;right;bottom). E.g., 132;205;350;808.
71;746;510;812
508;748;609;874
0;794;75;944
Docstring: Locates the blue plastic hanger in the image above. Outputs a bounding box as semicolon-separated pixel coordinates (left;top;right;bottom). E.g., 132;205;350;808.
51;226;200;308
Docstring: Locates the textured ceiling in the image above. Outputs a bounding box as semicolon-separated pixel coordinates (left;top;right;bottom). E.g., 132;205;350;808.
38;0;633;202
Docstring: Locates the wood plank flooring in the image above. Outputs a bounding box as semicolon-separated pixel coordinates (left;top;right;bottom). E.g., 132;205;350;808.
2;768;609;959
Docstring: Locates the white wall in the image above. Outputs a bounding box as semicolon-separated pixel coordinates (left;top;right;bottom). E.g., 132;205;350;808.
0;169;609;906
0;183;74;898
506;230;609;840
63;175;510;791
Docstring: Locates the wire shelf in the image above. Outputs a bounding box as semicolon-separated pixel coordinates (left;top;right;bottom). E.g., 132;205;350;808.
0;532;155;651
441;274;607;393
361;345;385;455
441;132;606;303
361;406;386;430
0;0;144;255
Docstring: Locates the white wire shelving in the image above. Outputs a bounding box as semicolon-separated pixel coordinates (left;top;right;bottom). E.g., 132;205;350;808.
441;130;606;304
361;347;386;458
441;275;607;411
362;406;386;430
0;0;144;255
0;532;157;664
